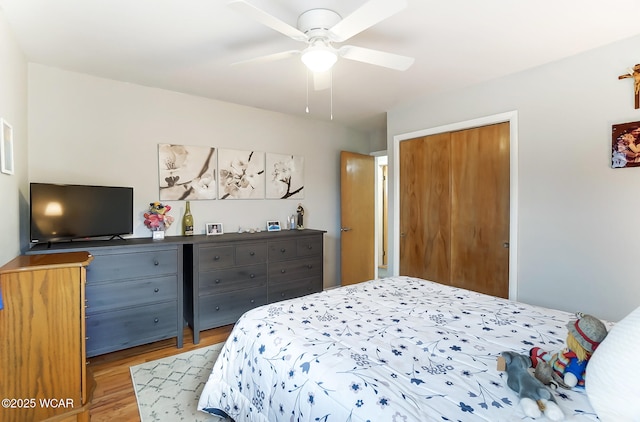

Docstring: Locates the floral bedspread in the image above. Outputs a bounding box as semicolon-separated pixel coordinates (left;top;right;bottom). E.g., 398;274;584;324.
198;277;601;421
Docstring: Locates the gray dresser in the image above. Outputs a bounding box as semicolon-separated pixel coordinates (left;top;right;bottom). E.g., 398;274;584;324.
28;238;184;357
27;229;325;354
185;229;325;343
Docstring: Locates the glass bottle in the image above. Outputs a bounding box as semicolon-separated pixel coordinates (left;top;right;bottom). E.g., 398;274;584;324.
182;201;194;236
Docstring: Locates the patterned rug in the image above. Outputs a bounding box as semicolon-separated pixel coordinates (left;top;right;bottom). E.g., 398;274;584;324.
130;343;224;422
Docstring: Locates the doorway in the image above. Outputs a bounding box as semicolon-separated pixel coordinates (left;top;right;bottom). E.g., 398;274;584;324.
339;151;389;284
375;155;388;279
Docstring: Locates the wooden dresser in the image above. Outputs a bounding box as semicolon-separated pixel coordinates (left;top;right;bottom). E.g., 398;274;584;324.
0;252;94;422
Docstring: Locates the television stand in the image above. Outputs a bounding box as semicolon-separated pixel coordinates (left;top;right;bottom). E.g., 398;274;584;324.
109;235;127;241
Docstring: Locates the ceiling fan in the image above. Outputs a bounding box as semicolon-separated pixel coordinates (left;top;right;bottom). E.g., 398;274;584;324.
228;0;415;89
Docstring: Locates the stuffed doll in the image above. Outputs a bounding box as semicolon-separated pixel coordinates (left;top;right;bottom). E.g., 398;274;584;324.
530;313;608;388
501;351;564;421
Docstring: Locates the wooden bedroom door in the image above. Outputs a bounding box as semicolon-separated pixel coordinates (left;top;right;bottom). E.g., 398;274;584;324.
340;151;375;285
399;122;510;298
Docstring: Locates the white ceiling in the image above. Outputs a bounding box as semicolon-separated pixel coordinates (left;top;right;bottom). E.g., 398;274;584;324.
2;0;640;132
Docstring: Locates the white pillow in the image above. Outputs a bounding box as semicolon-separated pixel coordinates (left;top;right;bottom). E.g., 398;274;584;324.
585;305;640;422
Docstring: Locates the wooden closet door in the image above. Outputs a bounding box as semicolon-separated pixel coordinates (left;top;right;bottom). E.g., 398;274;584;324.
450;122;510;298
399;133;451;282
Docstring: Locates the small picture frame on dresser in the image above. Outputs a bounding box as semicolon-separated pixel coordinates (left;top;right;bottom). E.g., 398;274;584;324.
267;220;281;232
206;223;223;235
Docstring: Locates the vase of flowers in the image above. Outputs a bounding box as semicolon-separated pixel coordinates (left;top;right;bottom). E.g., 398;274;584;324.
144;201;174;239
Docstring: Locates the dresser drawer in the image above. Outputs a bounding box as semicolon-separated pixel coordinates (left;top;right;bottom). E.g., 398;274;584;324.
86;275;177;313
199;264;267;295
269;257;322;283
268;278;322;303
86;301;178;357
199;286;268;330
268;239;297;261
296;237;322;257
198;245;235;271
235;243;267;265
87;249;177;283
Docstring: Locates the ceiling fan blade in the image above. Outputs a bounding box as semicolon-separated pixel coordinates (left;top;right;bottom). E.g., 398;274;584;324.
232;50;300;66
313;71;331;91
338;45;414;71
227;0;308;42
329;0;407;42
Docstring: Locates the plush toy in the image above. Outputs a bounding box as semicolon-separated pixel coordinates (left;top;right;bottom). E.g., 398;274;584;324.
530;312;608;388
501;351;564;421
149;201;171;215
143;201;174;230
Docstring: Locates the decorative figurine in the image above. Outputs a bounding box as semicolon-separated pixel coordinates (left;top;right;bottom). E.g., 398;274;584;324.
296;203;304;229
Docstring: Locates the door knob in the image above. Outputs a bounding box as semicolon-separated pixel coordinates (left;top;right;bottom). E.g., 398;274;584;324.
503;242;509;248
341;227;352;232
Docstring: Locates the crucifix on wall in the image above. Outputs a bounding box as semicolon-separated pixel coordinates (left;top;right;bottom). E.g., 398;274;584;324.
619;64;640;109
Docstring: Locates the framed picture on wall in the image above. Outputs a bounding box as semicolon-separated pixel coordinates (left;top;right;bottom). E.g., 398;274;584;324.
267;220;281;232
612;120;640;168
1;119;14;175
206;222;223;235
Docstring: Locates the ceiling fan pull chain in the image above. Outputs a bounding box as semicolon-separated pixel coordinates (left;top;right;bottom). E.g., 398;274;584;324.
330;69;333;120
307;69;312;113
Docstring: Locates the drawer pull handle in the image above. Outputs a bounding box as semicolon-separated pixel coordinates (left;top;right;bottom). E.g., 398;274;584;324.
281;269;286;273
154;288;159;293
250;251;255;256
154;318;159;323
153;259;159;266
215;306;220;311
250;273;255;278
214;256;220;260
215;279;221;284
280;248;286;253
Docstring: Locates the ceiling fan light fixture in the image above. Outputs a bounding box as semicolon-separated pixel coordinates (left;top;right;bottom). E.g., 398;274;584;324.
301;44;337;73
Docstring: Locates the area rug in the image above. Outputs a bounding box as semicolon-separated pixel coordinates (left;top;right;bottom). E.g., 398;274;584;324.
130;343;224;422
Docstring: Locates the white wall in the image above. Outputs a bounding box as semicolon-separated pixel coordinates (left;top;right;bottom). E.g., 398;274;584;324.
388;34;640;322
0;10;27;266
27;64;370;287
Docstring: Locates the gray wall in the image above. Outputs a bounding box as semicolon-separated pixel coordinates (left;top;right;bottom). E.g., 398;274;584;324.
387;34;640;322
0;11;27;266
23;64;369;287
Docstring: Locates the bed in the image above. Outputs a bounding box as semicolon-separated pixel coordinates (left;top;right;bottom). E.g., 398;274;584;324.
197;276;631;421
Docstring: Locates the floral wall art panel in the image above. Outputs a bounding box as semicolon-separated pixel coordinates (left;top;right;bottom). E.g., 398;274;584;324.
158;143;217;200
265;153;304;199
218;148;265;199
612;120;640;168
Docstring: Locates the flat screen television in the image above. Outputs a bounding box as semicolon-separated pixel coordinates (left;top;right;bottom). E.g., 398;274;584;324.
30;182;134;244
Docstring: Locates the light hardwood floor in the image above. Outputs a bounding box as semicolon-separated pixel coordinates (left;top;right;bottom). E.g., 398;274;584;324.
88;325;234;422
